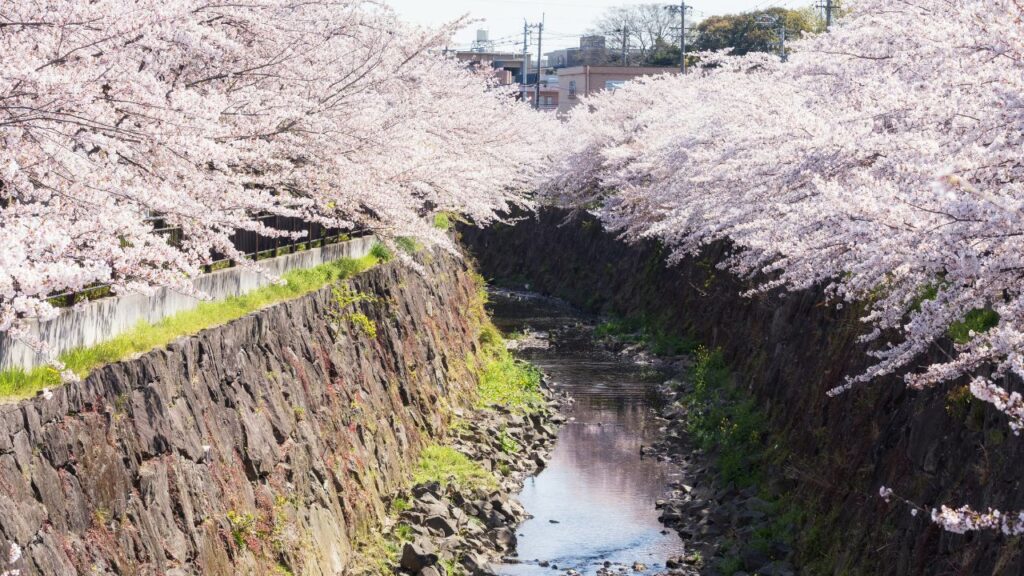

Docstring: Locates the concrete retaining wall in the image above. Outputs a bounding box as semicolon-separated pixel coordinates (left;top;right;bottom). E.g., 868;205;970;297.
0;236;377;371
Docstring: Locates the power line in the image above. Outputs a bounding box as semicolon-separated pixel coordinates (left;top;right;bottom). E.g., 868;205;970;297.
665;1;692;74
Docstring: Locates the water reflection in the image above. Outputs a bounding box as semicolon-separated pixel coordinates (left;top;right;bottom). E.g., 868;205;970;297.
490;290;684;576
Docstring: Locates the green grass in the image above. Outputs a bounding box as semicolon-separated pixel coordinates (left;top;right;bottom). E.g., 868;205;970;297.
390;497;411;514
395;236;422;254
474;324;545;413
0;250;384;400
413;445;498;492
433;212;452;231
594;315;697;356
906;279;999;344
684;346;770;487
497;427;520;454
947;307;1000;344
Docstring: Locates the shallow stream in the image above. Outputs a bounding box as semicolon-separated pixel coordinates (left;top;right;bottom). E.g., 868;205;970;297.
488;289;686;576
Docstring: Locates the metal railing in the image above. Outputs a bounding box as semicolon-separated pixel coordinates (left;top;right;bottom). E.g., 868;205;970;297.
47;215;370;308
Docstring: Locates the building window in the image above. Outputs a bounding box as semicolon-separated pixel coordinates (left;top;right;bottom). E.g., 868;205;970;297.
569;80;577;99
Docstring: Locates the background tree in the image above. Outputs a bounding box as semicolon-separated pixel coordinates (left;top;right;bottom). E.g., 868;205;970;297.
590;4;678;66
691;7;823;56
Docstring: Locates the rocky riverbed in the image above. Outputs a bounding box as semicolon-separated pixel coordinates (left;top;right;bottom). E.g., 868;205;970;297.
378;378;570;576
378;288;798;576
491;288;799;576
646;376;798;576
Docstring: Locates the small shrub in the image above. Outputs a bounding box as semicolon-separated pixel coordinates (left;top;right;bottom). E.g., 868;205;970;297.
497;427;520;454
227;510;258;549
331;286;380;339
346;312;378;339
433;212;452;231
370;242;393;262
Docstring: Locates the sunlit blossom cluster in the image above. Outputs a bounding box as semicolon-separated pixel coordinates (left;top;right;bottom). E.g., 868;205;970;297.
931;506;1024;536
0;0;558;347
546;0;1024;533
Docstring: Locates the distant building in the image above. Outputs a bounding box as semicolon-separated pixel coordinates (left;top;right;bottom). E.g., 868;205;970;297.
454;50;532;86
557;66;679;113
545;35;609;70
578;35;607;65
545;47;581;69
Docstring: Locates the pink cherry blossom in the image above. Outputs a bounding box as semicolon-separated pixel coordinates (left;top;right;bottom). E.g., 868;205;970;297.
546;0;1024;535
0;0;560;350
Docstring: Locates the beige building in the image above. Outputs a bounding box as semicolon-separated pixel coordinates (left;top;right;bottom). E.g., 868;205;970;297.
557;66;679;113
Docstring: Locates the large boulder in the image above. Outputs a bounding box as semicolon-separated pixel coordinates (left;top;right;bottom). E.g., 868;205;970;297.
400;538;439;573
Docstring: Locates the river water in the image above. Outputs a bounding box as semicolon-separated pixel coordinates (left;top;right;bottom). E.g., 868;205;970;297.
488;289;686;576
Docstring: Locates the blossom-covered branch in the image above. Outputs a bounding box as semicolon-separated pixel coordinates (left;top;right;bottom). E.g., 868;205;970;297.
545;0;1024;534
0;0;559;346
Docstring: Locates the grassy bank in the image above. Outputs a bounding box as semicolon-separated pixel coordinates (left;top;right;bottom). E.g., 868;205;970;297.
464;273;545;413
0;250;386;400
413;445;498;492
594;314;697;356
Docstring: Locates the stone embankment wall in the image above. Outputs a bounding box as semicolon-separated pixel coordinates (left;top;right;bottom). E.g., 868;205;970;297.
461;210;1024;576
0;251;481;576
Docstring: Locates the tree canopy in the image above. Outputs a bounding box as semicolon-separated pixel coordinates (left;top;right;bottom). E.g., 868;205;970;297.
691;7;824;56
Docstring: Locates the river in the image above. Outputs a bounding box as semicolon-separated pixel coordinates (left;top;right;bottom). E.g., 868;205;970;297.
488;289;686;576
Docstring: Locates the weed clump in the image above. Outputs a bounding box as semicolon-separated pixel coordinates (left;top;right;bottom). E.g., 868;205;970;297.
413;445;498;492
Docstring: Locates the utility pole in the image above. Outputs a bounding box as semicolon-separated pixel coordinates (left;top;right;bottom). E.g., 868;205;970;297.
615;26;629;66
665;1;691;74
816;0;837;29
534;17;543;110
756;14;787;62
779;22;786;62
523;19;543;108
521;21;530;102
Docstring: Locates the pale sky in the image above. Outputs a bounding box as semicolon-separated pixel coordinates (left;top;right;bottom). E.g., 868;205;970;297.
385;0;816;52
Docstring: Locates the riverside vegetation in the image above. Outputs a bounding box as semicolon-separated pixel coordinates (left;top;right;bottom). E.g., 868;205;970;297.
594;317;818;576
352;278;566;576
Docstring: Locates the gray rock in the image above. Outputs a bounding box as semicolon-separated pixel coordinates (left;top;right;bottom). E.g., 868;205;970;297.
741;548;770;571
401;538;439;572
492;526;517;551
424;514;457;536
755;562;795;576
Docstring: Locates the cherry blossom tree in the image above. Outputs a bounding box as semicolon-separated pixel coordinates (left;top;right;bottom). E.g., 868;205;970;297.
0;0;558;349
546;0;1024;534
